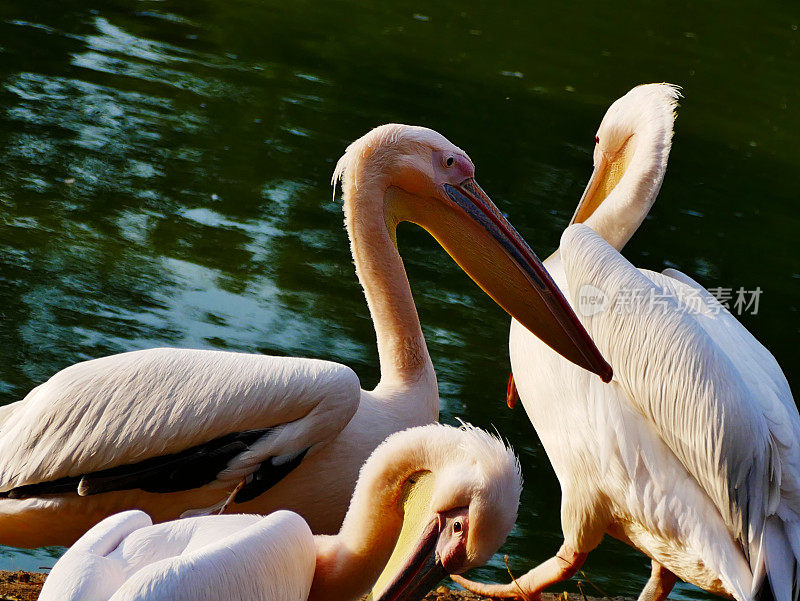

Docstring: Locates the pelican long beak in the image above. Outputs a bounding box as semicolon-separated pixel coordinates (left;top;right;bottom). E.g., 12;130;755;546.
373;517;446;601
570;157;610;225
570;136;633;226
415;177;612;381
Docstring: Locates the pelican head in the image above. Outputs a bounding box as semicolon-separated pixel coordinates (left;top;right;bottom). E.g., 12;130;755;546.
571;83;680;249
334;123;612;381
369;423;521;601
309;423;521;601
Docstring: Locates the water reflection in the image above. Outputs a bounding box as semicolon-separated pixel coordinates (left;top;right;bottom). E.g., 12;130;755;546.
0;2;797;597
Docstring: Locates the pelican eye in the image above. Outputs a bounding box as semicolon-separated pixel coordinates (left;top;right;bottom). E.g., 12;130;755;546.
595;136;600;144
445;156;455;167
453;521;463;533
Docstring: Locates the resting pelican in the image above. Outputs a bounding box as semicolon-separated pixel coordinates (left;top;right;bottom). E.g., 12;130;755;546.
0;123;609;547
38;423;522;601
455;84;800;601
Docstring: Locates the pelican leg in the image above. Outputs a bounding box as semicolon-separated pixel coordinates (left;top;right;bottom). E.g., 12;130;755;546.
451;544;587;600
637;560;677;601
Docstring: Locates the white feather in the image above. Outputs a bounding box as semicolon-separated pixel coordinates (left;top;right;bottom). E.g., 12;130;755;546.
39;424;523;601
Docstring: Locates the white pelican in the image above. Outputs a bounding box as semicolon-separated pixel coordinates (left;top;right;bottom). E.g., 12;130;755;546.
38;423;522;601
0;123;610;548
454;84;800;601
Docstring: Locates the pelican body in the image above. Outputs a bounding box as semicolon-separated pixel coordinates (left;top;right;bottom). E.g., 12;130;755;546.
0;124;608;547
38;423;522;601
456;85;800;601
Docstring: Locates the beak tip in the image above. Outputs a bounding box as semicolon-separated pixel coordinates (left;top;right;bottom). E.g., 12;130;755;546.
506;372;519;409
598;362;613;383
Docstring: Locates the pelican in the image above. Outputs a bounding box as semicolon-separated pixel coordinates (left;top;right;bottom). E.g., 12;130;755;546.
38;423;522;601
0;123;610;547
454;84;800;601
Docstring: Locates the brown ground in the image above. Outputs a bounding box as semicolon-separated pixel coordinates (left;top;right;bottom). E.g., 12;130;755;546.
0;571;630;601
421;588;631;601
0;572;46;601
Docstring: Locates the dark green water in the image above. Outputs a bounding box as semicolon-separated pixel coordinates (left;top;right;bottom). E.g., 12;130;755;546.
0;1;797;597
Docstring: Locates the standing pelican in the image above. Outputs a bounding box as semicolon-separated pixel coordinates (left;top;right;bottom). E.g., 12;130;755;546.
455;84;800;601
39;423;522;601
0;124;610;547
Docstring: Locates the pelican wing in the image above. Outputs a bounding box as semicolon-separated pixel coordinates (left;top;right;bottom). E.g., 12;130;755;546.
109;511;316;601
38;510;153;601
39;510;316;601
0;348;361;498
559;224;800;567
660;267;796;423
